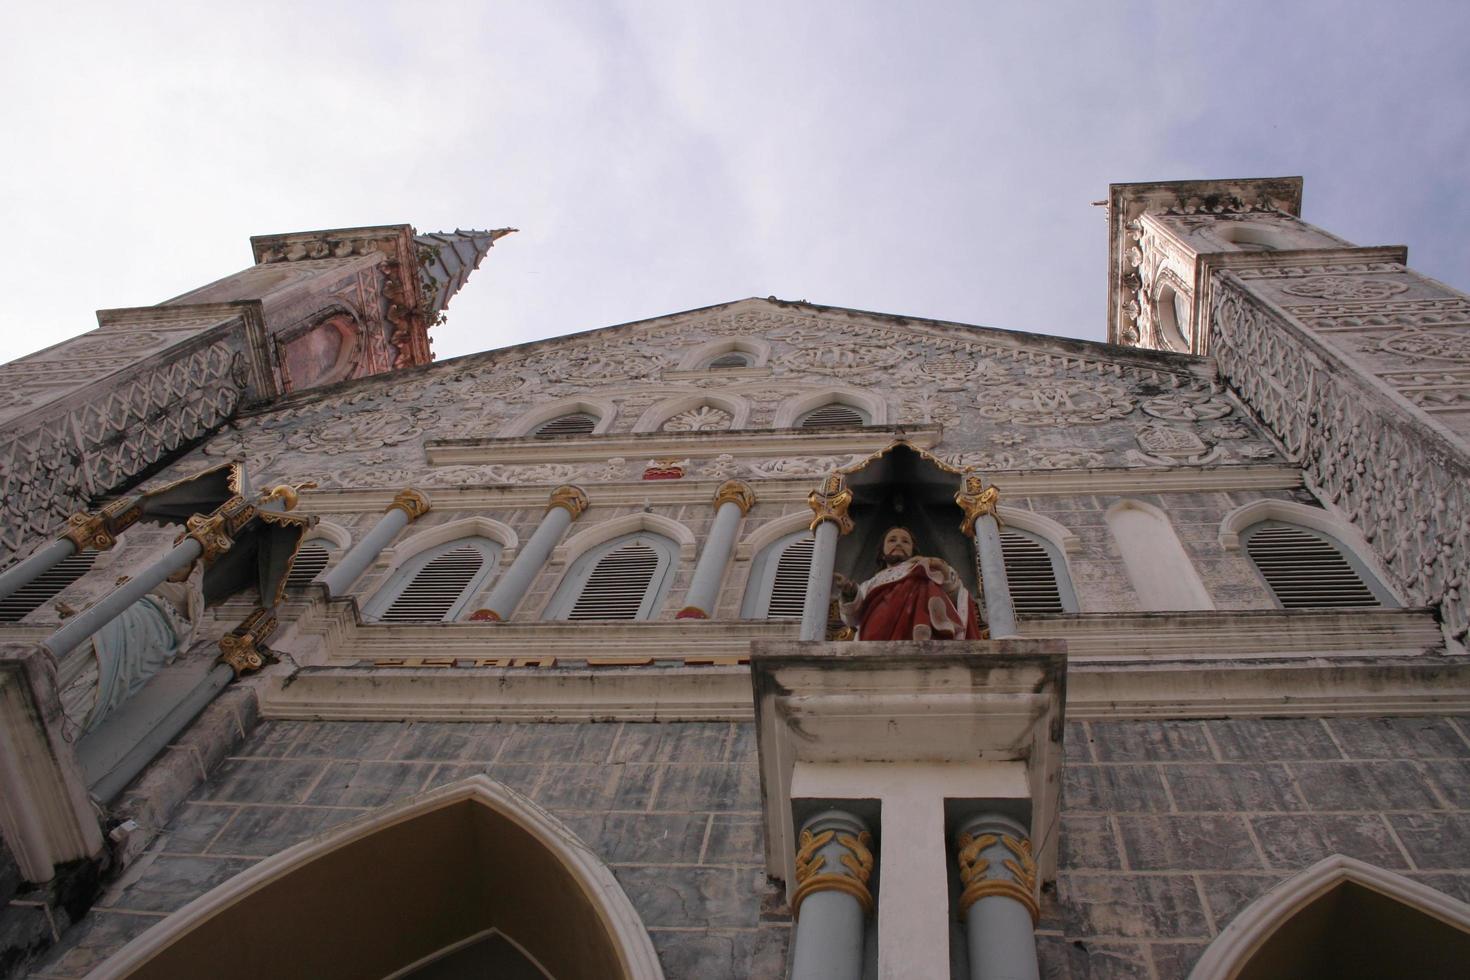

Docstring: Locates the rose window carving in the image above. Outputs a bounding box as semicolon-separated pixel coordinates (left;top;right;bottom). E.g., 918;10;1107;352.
1279;276;1410;301
661;406;733;432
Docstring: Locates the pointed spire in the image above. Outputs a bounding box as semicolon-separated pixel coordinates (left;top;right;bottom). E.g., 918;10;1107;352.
413;228;516;316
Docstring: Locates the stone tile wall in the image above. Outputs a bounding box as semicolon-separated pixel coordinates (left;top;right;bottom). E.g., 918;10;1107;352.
26;715;1470;979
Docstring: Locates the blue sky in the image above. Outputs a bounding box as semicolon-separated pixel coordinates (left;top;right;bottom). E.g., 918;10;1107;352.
1;1;1466;363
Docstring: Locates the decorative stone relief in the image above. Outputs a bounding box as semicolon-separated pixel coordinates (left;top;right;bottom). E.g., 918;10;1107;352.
976;379;1135;426
1127;422;1226;466
661;406;733;431
285;409;438;454
1377;331;1470;364
1279;276;1410;301
519;343;670;384
1140;389;1233;421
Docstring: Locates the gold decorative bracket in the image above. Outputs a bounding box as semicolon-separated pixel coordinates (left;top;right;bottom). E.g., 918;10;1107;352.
791;826;875;917
807;473;854;534
386;487;431;521
712;479;756;515
218;607;279;677
955;474;1000;537
546;485;590;520
956;831;1038;923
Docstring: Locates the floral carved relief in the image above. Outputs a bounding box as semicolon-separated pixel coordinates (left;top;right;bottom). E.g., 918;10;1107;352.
976;379;1135;426
661;406;733;431
1279;276;1410;301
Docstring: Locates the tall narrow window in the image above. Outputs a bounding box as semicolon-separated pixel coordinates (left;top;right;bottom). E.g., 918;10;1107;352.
742;530;816;620
545;532;678;621
999;528;1077;615
534;412;598;437
0;550;97;622
1243;520;1392;608
285;541;334;590
367;537;501;623
797;403;867;428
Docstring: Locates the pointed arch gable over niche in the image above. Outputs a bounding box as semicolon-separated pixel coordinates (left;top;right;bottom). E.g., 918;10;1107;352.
773;386;888;428
634;392;752;433
1189;855;1470;980
676;336;772;370
501;396;618;438
90;776;665;980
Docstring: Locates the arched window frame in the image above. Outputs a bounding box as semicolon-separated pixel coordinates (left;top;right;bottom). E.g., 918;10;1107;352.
676;336;772;371
364;535;502;623
500;397;617;438
740;528;816;619
542;530;679;621
773;386;887;428
633;393;752;433
1242;519;1396;609
1219;499;1400;608
284;521;352;591
1105;498;1215;611
0;548;99;623
998;526;1079;615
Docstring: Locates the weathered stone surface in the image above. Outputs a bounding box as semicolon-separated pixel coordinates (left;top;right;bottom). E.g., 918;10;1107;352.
496;722;619;763
1329;716;1470;759
302;761;433;808
1422;758;1470;807
1252;813;1408;869
284;721;406;760
704;813;765;865
1059;815;1123;871
106;854;257;914
1387;812;1470;869
1163;763;1303;812
561;812;708;865
655;763;761;812
1058;874;1210;939
1063;765;1171;813
1197;872;1282;930
1088;720;1215;763
27;909;161;979
530;762;660;811
1289;760;1442;811
1117;815;1260;871
610;721;732;763
205;804;369;857
614;866;764;929
1207;718;1342;761
191;757;326;805
1150;941;1209;980
1036;936;1153;980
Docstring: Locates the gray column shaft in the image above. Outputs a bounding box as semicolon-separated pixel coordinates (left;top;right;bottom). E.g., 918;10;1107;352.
959;812;1039;980
482;506;574;620
0;539;80;605
974;514;1019;638
790;809;870;980
680;501;743;617
44;539;202;659
321;508;410;597
800;521;839;641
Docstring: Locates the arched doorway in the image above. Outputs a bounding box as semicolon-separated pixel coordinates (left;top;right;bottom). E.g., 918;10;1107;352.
91;776;664;979
1190;855;1470;980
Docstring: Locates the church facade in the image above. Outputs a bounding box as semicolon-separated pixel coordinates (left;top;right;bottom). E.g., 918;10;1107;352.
1;177;1468;978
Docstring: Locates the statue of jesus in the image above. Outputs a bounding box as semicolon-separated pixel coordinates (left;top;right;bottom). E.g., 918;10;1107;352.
833;526;983;641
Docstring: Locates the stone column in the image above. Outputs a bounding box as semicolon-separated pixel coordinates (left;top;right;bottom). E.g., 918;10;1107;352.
955;813;1040;980
956;475;1019;639
43;538;204;660
801;475;854;642
790;809;875;980
477;485;589;622
321;488;431;597
0;501;140;605
677;480;755;620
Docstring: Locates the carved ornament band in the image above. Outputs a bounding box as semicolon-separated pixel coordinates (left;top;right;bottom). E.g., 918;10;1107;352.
712;480;756;515
386;487;432;521
546;485;590;520
955;476;1000;537
807;474;854;534
218;607;278;677
791;826;875;917
956;831;1038;923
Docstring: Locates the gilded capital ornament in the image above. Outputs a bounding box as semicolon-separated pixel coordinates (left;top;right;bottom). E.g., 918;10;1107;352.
217;607;278;677
791;826;875;917
180;510;236;563
712;479;756;515
546;484;590;520
807;473;854;534
955;474;1000;537
386;487;431;521
60;512;117;552
956;830;1039;923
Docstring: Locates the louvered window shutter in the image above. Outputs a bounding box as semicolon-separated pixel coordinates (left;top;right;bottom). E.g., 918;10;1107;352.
568;542;660;620
1245;523;1381;608
1000;531;1065;615
285;543;332;589
0;550;98;622
534;412;598;437
798;404;866;428
766;536;815;618
380;544;486;622
708;352;751;369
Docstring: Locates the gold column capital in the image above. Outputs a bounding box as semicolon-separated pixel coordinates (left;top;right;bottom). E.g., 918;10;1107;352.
955;474;1000;537
956;831;1039;924
791;826;875;917
712;479;756;515
386;487;432;521
546;484;590;520
217;607;278;677
180;507;240;563
60;512;117;552
807;473;854;534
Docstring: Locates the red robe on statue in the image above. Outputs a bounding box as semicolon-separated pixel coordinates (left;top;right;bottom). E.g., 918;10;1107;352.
839;556;983;641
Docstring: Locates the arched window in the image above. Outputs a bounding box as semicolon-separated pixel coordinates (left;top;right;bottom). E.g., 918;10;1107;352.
1105;500;1214;611
534;412;598;438
284;541;334;590
366;537;501;623
999;528;1078;615
707;351;752;369
544;531;678;621
0;549;98;623
797;403;868;428
741;530;815;619
1243;520;1394;608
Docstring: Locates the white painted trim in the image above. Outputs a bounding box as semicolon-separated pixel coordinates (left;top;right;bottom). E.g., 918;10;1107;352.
376;516;519;569
772;385;888;427
302;520;352;551
88;776;665;980
996;505;1080;555
736;511;812;560
553;512;697;565
632;392;753;433
382;928;553;980
1189;855;1470;980
1219;498;1371;554
499;396;618;438
675;335;772;370
1105;498;1215;611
